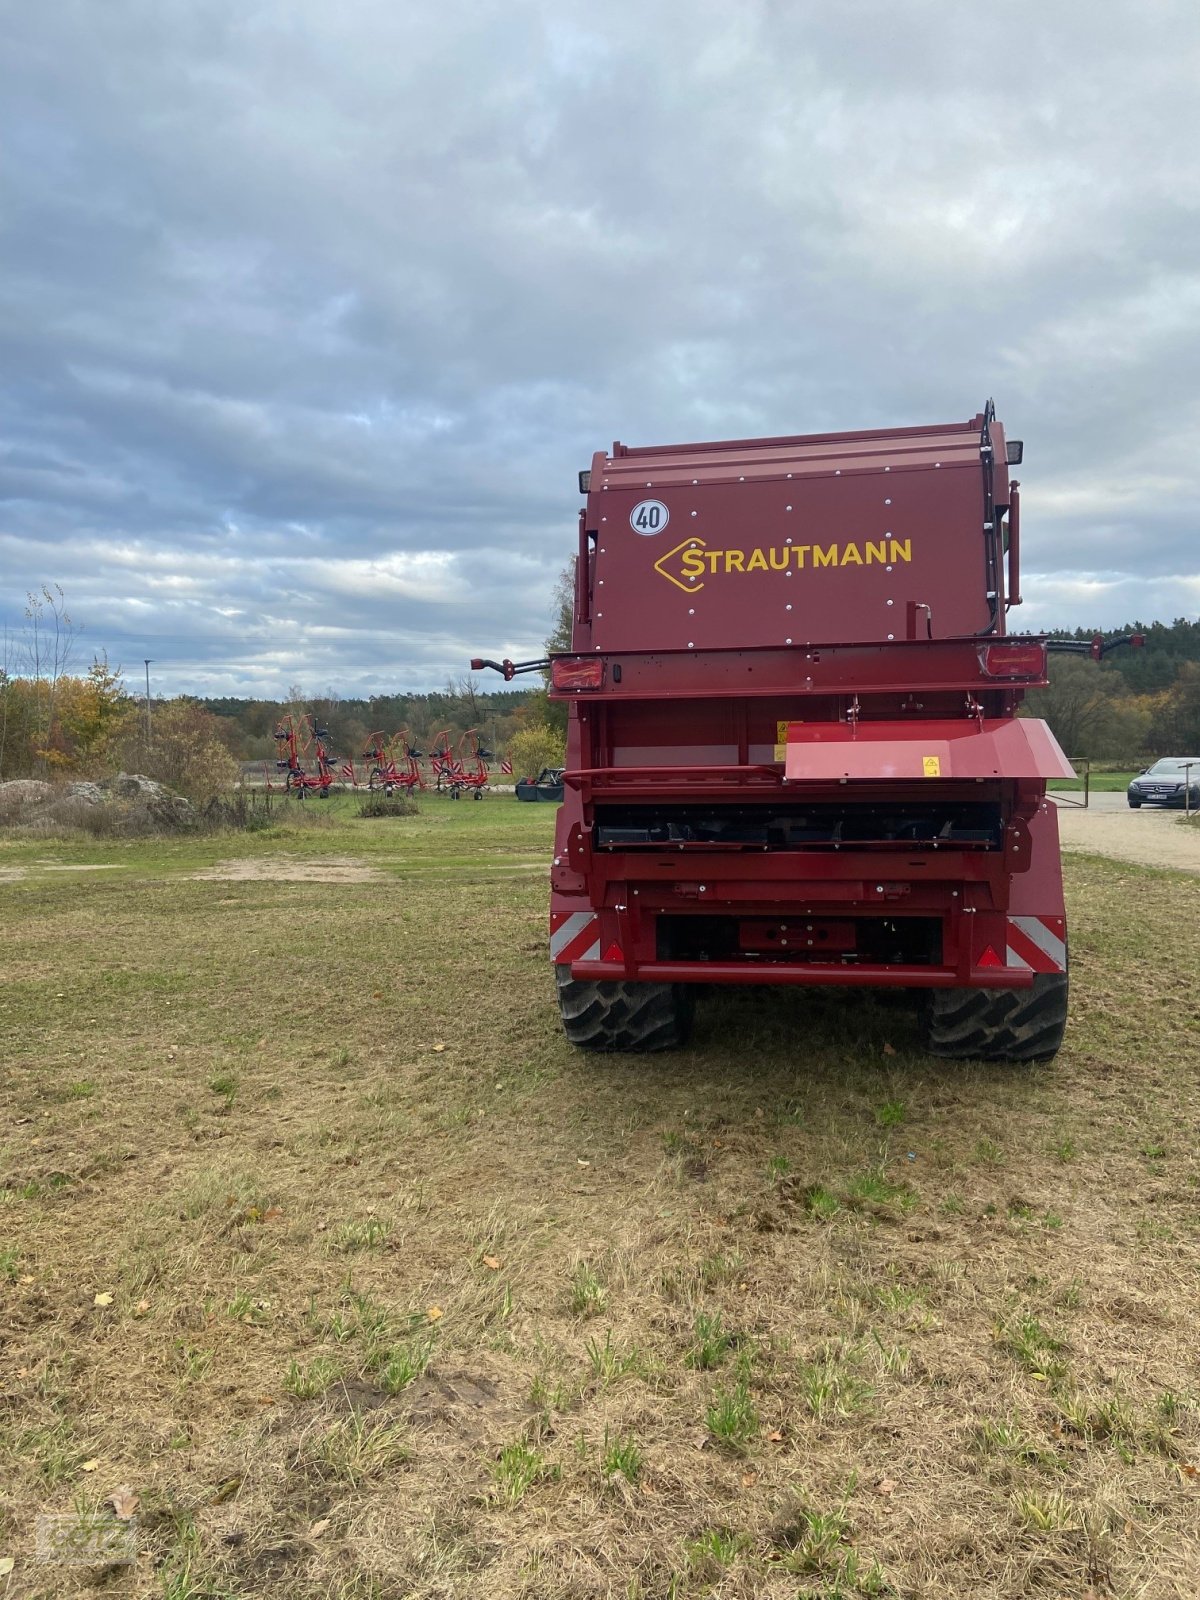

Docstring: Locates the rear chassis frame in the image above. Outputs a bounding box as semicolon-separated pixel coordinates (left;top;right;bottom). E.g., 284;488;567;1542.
549;636;1068;992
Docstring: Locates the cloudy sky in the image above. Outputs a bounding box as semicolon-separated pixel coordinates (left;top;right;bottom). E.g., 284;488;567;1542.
2;0;1199;697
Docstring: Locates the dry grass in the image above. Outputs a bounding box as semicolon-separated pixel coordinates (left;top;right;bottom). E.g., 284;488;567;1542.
1;800;1198;1597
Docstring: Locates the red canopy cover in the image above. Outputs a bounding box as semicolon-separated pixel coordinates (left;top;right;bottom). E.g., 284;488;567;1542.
783;717;1074;782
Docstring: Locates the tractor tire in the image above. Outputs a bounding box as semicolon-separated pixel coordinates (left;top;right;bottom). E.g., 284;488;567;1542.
919;971;1068;1063
554;966;694;1052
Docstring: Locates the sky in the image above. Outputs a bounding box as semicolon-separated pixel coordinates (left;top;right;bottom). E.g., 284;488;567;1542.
2;0;1199;698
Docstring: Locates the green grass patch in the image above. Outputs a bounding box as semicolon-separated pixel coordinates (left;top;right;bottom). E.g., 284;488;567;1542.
3;812;1199;1597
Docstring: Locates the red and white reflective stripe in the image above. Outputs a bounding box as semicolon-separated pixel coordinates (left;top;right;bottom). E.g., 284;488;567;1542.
550;910;601;963
1006;915;1067;973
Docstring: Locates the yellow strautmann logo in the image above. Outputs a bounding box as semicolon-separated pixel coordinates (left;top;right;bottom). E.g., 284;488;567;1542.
654;536;912;592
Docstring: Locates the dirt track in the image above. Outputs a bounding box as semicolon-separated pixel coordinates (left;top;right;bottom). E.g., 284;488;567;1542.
191;855;384;882
1055;799;1200;876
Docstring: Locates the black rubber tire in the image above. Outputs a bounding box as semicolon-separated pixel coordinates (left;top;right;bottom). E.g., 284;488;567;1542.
554;966;695;1052
1128;798;1141;809
919;970;1068;1063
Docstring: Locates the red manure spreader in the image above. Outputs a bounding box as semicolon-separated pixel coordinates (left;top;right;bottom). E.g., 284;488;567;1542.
477;403;1099;1061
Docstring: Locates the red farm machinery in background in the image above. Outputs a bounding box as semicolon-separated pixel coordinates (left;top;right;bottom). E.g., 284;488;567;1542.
427;727;494;798
474;402;1141;1062
273;713;339;798
362;729;424;795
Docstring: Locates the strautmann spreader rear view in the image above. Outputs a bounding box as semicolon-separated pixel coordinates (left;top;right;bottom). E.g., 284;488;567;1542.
475;404;1076;1062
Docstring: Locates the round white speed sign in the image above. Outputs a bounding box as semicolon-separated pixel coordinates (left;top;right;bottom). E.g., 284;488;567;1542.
630;499;669;535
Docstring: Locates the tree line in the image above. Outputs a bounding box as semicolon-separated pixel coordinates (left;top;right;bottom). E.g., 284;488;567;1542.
1024;619;1200;759
4;585;1199;797
0;587;563;795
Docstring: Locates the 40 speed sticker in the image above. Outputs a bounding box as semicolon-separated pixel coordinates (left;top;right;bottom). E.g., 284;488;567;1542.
630;498;669;535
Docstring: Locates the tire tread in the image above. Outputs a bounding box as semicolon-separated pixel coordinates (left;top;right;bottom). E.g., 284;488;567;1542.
554;967;693;1052
921;971;1068;1063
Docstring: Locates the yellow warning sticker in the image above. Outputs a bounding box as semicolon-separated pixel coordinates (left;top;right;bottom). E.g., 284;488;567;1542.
922;755;941;777
775;721;788;762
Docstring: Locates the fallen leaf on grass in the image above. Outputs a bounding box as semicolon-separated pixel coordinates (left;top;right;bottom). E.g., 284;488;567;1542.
80;1459;100;1473
432;1042;446;1052
263;1207;284;1221
481;1255;501;1271
767;1430;784;1443
742;1470;758;1487
211;1476;242;1505
1180;1464;1198;1480
640;1480;656;1496
882;1042;897;1056
0;1557;14;1576
426;1305;443;1322
93;1292;114;1308
134;1300;150;1317
108;1487;138;1519
874;1478;896;1497
308;1518;330;1539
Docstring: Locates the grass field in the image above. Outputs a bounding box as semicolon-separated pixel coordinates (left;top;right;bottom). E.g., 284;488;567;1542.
2;796;1199;1599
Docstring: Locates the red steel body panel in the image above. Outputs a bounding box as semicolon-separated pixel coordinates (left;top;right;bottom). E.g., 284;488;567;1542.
584;413;1012;653
546;407;1064;993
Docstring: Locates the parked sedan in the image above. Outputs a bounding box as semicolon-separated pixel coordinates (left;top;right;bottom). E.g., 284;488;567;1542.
1127;757;1200;809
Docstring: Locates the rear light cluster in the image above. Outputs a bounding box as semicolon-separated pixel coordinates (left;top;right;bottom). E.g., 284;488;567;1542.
978;641;1046;679
551;656;605;690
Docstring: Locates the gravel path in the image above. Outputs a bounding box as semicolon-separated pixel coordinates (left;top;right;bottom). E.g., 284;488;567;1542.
1055;800;1200;876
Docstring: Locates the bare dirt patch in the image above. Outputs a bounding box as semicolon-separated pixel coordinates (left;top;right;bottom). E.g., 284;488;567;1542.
40;863;124;872
192;855;384;883
1057;805;1200;875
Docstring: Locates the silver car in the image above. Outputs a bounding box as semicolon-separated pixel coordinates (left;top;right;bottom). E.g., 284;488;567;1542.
1127;758;1200;809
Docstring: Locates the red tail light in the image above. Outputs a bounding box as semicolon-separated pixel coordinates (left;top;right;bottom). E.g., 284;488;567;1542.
551;656;605;690
979;641;1046;679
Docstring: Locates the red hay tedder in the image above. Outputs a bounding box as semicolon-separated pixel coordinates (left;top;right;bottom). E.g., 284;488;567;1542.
273;714;338;799
362;729;424;795
428;728;494;799
474;403;1142;1061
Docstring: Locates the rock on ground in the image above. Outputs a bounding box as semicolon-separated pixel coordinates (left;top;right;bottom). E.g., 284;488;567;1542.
0;778;55;805
99;774;195;826
65;781;105;805
0;772;196;828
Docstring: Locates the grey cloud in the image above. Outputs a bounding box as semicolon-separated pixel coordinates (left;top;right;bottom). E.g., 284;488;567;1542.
2;0;1199;695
